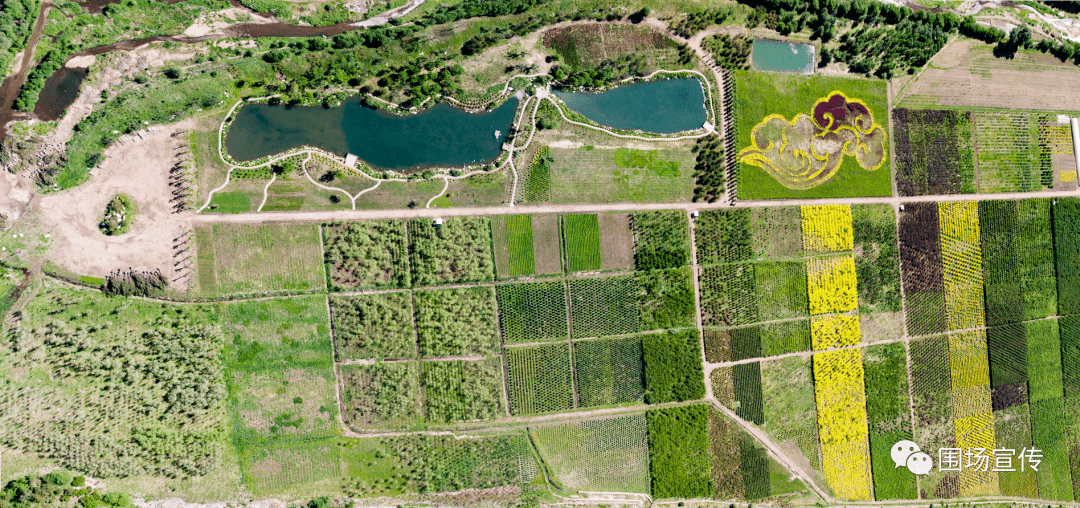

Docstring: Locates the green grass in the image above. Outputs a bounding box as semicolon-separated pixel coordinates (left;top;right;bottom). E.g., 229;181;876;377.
568;276;640;338
574;336;645;407
995;404;1039;498
549;145;694;203
760;356;819;471
1027;318;1064;403
733;71;892;199
1017;199;1056;320
329;293;416;360
220;295;334;366
340;361;423;430
531;414;651;494
495;281;568;344
421;357;506;422
228;363;341;447
414;287;499;357
505;342;575;415
562;214;602;272
195;223;326;297
759;320;811;356
207;191;252;213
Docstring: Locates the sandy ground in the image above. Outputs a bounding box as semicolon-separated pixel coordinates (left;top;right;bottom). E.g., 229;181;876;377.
33;119;195;282
0;171;35;224
51;48;196;145
183;8;275;37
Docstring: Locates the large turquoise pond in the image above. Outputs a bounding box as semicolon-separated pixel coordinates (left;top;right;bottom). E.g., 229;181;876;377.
552;78;707;134
225;96;519;171
752;39;815;73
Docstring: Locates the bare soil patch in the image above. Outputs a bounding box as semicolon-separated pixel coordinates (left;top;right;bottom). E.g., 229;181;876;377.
33;119;194;282
598;212;633;270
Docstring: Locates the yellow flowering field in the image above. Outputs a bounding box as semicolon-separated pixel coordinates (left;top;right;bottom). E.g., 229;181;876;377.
813;347;873;501
802;204;854;253
949;329;998;496
939;202;986;331
807;255;858;315
810;313;861;350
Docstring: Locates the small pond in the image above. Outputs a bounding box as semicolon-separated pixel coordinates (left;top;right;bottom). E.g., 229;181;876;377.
552;78;707;134
752;39;815;73
34;67;88;122
225;96;520;171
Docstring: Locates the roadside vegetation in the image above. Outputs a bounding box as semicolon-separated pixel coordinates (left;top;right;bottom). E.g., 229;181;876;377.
0;0;39;77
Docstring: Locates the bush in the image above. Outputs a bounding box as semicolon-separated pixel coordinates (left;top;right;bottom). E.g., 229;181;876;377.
102;270;168;297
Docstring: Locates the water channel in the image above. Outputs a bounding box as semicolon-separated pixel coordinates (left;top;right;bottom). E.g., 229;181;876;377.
225;96;519;171
751;39;815;74
552;78;707;134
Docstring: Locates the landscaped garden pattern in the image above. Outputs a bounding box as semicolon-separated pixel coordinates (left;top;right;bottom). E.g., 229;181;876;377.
733;72;892;199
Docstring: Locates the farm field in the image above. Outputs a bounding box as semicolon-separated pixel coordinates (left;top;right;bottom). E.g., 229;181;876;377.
195;223;326;296
897;39;1080;111
531;414;651;493
547;145;695;203
732;71;892;199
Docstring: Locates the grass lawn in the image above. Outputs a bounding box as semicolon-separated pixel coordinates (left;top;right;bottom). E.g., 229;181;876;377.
549;146;694;203
733;71;892;199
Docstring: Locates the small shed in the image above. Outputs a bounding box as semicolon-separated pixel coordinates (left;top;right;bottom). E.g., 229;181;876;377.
433;218;443;226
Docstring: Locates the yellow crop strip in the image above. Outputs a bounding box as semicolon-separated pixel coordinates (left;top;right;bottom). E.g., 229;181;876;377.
807;255;858;315
810;313;861;350
813;347;873;501
949;329;999;496
801;204;854;253
939;202;985;331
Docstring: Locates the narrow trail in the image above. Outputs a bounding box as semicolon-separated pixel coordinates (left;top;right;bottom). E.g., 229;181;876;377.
255;173;276;212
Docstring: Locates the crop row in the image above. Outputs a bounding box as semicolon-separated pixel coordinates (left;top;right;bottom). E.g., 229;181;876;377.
813;347;873;502
946;330;997;497
939;202;986;332
801;204;854;254
892;108;975;196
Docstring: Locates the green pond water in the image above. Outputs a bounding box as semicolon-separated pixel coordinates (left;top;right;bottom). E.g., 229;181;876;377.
752;39;815;73
225;96;519;171
552;78;707;134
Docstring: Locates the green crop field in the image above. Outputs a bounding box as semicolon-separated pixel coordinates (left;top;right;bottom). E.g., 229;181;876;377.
492;214;537;278
421;357;506;422
973;111;1054;193
695;208;753;266
324;220;411;289
863;343;916;500
647;405;712;499
573;336;645;407
495;281;568;344
195;223;326;296
220;295;334;366
505;342;575;415
700;263;757;326
636;268;695;331
853;204;902;314
760;319;811;356
408;216;494;286
995;404;1038;498
753;261;808;320
562;214;603;272
733;71;892;199
340;362;423;430
341;433;536;497
241;439;341;496
633;210;690;270
569;276;640;338
532;414;651;493
751;206;804;258
329;293;416;360
643;330;705;404
733;362;764;425
414;287;500;357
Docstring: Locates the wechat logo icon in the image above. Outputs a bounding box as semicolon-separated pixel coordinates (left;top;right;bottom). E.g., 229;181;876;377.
892;440;933;475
